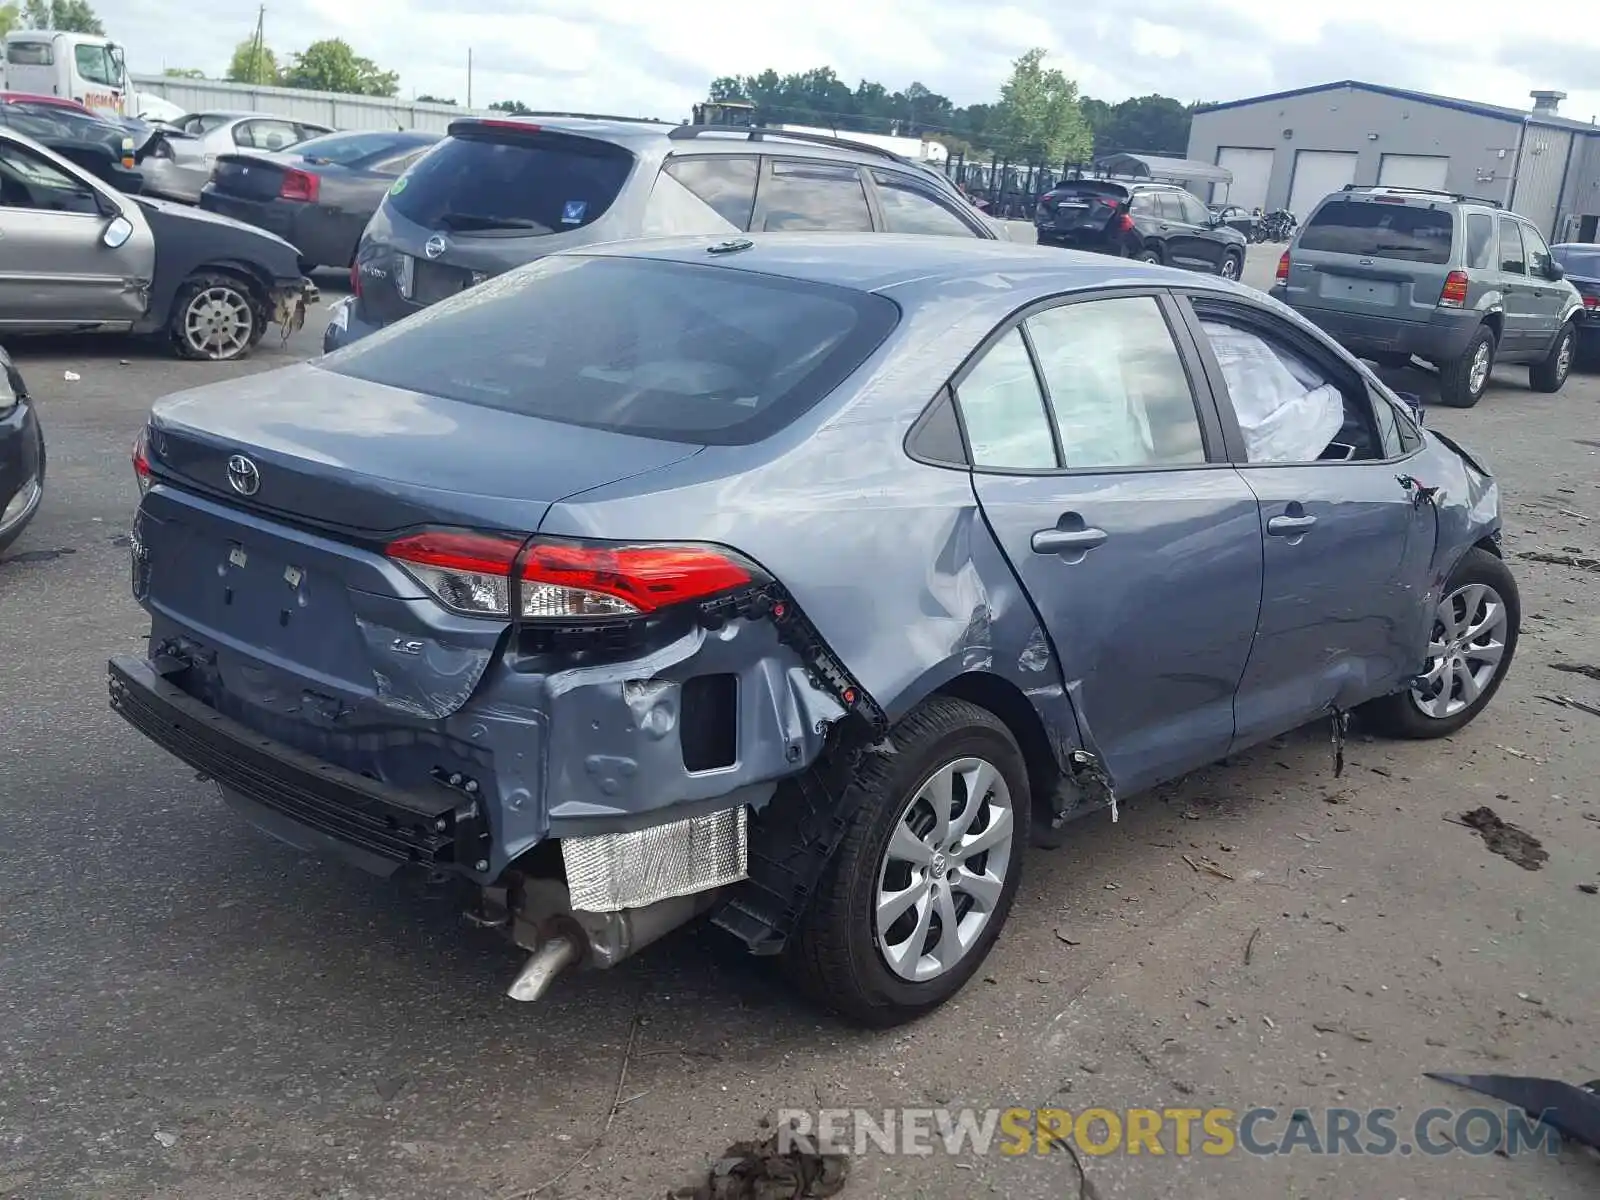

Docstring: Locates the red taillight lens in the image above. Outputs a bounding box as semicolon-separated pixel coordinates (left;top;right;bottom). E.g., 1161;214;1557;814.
386;531;760;619
350;262;362;297
279;168;320;203
1438;270;1469;308
131;426;152;495
1275;251;1290;283
1117;212;1135;233
1583;293;1598;311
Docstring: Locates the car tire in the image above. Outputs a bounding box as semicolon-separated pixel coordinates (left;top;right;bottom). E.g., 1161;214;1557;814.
1219;251;1243;281
1358;547;1520;740
1136;248;1163;265
784;696;1030;1028
170;272;265;362
1437;326;1496;408
0;419;45;559
1529;322;1576;393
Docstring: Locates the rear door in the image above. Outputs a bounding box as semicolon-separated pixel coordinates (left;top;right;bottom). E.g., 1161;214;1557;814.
1173;190;1224;271
1175;294;1437;744
956;289;1264;795
1514;219;1566;352
644;154;758;234
1494;217;1535;354
0;135;153;326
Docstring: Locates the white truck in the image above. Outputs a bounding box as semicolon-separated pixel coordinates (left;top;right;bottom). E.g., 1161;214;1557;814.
1;29;129;117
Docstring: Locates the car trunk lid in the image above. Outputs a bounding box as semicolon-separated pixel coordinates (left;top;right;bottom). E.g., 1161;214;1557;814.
1290;196;1457;318
1038;180;1128;233
210;151;299;202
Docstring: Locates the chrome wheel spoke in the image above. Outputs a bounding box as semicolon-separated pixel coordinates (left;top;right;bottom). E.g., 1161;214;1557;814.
888;820;934;867
919;768;954;847
957;806;1013;861
950;760;996;841
1469;639;1505;668
1410;579;1510;721
882;890;934;974
955;867;1003;912
877;874;929;929
928;884;965;970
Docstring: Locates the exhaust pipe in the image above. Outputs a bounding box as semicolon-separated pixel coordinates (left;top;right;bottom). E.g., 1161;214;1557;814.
506;934;582;1002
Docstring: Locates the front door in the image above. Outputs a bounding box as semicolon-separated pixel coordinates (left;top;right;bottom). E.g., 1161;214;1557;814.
1154;191;1214;272
1495;217;1537;356
956;290;1263;796
0;136;151;327
1179;295;1437;747
1515;219;1566;354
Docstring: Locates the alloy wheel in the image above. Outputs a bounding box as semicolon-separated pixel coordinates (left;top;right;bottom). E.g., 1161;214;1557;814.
1409;582;1510;719
1468;341;1493;396
1556;330;1574;382
1221;255;1240;280
183;286;255;360
874;756;1016;983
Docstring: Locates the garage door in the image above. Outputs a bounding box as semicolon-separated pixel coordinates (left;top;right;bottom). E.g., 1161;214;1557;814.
1378;154;1450;191
1287;151;1358;220
1214;147;1273;210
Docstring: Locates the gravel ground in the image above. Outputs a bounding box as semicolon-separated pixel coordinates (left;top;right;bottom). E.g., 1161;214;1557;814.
1;252;1596;1199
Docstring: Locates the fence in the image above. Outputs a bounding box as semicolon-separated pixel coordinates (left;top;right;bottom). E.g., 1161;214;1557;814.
130;75;485;133
941;154;1081;219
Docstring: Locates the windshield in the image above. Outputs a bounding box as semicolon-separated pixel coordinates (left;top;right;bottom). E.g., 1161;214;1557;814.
322;255;900;445
1298;200;1454;264
385;128;634;235
1552;244;1600;276
74;43;122;88
293;131;421;166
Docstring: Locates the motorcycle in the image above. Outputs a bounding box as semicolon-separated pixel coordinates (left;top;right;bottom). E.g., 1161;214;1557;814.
1261;209;1298;242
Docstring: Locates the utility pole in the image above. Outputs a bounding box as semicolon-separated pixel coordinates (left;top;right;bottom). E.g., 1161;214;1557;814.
248;4;265;85
466;47;473;109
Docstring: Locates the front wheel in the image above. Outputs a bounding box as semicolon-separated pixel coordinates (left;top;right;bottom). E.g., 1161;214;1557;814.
170;272;265;362
1529;322;1576;393
1359;547;1520;739
1219;251;1243;281
1136;248;1162;265
785;697;1030;1027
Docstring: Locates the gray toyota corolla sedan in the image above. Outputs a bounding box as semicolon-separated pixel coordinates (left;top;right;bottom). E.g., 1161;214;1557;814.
111;234;1517;1026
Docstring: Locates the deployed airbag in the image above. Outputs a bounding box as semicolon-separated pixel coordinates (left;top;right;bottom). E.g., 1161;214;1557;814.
1201;320;1345;464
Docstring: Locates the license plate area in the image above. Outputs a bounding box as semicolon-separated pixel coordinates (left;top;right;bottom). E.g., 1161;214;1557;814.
1318;274;1401;306
411;257;475;305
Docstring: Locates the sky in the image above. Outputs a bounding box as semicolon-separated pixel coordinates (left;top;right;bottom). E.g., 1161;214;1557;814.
110;0;1600;127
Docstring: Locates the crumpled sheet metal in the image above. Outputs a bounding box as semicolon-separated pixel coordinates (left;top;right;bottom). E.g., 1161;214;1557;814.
562;804;748;913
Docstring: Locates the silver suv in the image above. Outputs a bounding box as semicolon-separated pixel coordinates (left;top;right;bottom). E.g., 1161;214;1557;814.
1272;185;1582;407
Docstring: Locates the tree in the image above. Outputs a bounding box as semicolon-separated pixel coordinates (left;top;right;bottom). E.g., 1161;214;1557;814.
489;99;533;115
993;48;1092;164
281;38;398;97
416;94;457;105
21;0;103;33
0;3;18;37
163;67;205;79
225;37;280;85
1083;94;1193;156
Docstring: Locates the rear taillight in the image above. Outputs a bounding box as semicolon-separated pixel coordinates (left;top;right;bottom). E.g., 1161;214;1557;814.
131;426;152;495
1275;251;1290;283
279;168;320;203
1117;212;1135;233
1438;270;1469;308
1583;293;1598;311
385;531;763;619
350;262;362;297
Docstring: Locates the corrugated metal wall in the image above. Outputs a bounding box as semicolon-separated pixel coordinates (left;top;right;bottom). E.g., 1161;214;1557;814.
1510;125;1574;240
131;75;481;132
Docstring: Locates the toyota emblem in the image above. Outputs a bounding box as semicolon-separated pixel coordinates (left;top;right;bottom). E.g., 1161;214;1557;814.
424;234;447;259
226;454;261;497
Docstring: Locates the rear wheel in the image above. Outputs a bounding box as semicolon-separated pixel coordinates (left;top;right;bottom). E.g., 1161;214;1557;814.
1359;548;1519;739
1437;326;1495;408
1136;248;1162;265
1219;251;1243;281
0;420;44;558
785;697;1030;1027
170;272;265;362
1529;322;1575;393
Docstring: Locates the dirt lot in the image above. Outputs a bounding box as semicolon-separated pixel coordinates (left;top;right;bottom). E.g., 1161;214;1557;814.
1;252;1596;1199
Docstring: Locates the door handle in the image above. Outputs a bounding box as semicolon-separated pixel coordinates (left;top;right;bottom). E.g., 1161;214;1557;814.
1267;514;1317;536
1032;526;1108;555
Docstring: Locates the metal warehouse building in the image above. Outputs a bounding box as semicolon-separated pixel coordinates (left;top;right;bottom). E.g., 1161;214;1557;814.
1187;80;1600;242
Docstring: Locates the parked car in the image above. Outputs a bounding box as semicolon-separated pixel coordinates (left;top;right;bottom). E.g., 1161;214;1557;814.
0;91;160;191
0;126;317;360
1549;242;1600;360
112;233;1516;1026
200;130;441;273
324;116;1002;351
0;343;43;558
140;111;333;204
1275;185;1583;408
1034;179;1248;280
1209;203;1258;239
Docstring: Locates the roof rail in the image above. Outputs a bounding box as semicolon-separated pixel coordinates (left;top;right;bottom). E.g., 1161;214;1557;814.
1341;183;1503;209
668;122;911;165
457;111;673;126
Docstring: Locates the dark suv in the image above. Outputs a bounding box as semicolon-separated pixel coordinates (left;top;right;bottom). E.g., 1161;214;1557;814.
1034;179;1248;279
325;117;999;351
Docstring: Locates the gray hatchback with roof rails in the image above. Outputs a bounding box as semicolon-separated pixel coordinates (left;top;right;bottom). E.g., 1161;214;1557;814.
323;114;1001;352
1273;185;1583;408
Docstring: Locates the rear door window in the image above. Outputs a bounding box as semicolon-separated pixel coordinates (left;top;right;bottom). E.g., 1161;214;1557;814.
661;155;758;229
1497;219;1527;275
954;328;1058;470
6;41;53;65
320;255;899;446
235;119;299;151
756;159;872;232
385;128;634;235
1298;200;1454;264
869;169;979;237
1465;213;1494;269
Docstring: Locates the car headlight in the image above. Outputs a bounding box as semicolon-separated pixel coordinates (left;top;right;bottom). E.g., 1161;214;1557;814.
0;371;16;416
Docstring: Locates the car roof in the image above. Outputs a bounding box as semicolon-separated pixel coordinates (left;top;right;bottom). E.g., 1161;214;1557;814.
1;91;90;109
574;232;1240;304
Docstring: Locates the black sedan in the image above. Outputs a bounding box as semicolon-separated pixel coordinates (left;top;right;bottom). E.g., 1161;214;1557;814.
0;96;160;192
1551;243;1600;358
0;345;43;559
1209;203;1259;239
200;130;441;273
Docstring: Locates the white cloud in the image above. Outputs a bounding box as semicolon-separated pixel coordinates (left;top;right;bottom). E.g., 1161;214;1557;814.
106;0;1600;128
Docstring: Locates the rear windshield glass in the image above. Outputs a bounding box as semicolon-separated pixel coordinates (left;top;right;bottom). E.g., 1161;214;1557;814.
1299;200;1454;264
1552;244;1600;275
293;131;425;166
320;256;900;445
384;128;633;235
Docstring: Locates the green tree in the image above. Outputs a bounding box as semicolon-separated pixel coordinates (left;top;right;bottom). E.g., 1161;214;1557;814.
416;93;456;105
21;0;104;33
993;48;1092;164
225;37;280;85
0;2;19;37
281;38;398;97
163;66;205;79
1083;94;1193;156
489;99;533;115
